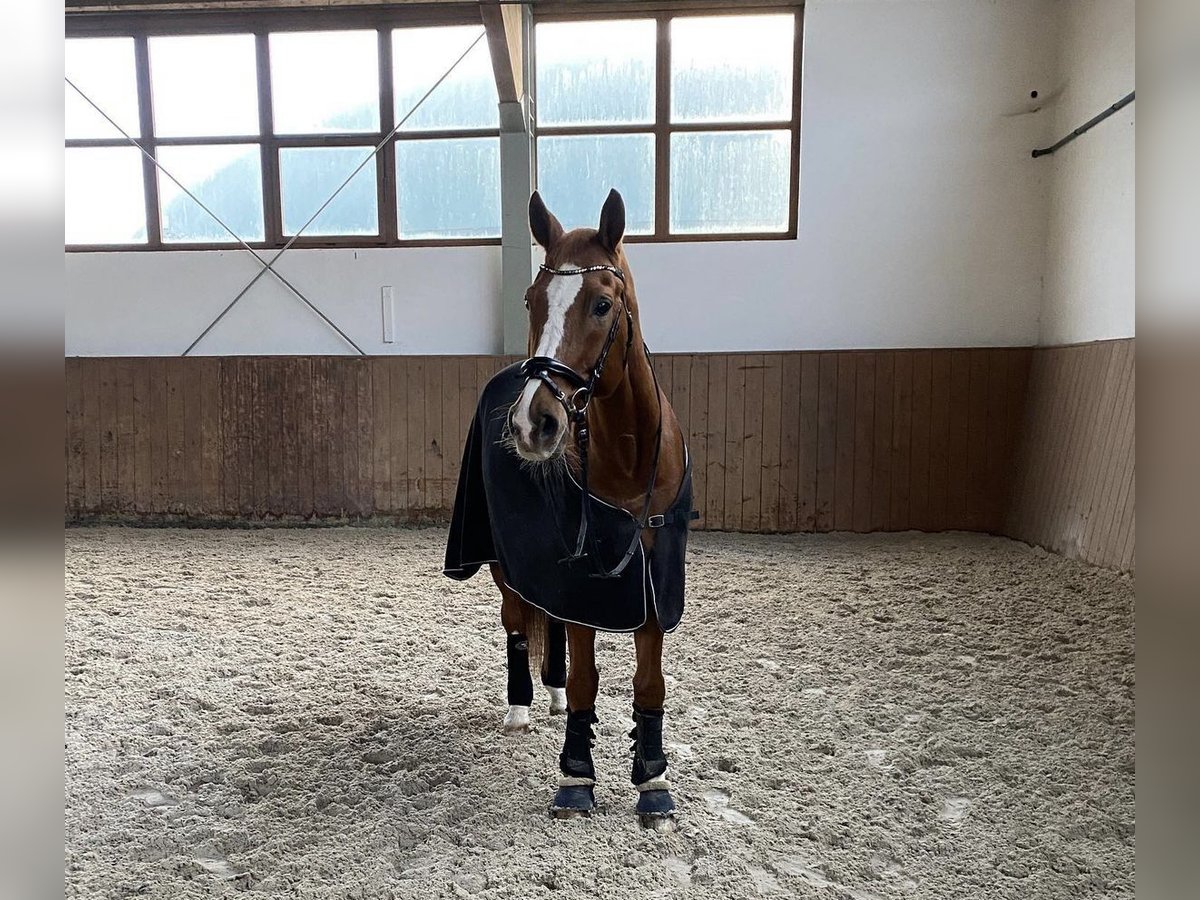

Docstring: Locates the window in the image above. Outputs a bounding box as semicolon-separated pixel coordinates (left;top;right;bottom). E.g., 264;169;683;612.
534;8;801;240
65;16;499;249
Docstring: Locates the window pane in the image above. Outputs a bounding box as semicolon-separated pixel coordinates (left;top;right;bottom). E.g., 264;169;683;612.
393;26;497;131
537;135;654;235
671;14;794;124
279;147;378;237
149;34;259;137
270;31;379;134
395;138;499;238
65;147;146;245
65;38;140;139
535;20;655;126
669;131;790;234
157;144;264;243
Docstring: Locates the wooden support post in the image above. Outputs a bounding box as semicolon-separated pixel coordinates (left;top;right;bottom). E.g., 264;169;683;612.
481;0;535;354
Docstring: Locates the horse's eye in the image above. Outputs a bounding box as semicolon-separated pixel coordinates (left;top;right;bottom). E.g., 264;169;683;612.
593;298;612;317
523;296;531;310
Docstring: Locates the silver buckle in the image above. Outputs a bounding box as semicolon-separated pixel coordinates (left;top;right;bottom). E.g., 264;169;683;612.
647;514;666;528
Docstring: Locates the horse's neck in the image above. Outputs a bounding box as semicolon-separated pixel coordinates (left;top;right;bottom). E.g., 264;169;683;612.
585;348;666;509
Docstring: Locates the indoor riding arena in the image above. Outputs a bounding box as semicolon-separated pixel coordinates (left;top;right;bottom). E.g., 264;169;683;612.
64;2;1135;899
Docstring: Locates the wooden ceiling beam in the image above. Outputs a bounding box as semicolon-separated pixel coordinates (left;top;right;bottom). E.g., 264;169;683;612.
479;0;525;105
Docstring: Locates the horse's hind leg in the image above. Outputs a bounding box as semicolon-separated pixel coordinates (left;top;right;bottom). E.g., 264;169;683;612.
631;612;676;827
542;618;567;715
491;564;533;734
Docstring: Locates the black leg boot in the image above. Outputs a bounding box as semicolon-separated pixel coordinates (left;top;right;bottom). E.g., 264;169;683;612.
504;633;534;732
550;708;598;818
541;620;568;715
630;705;676;824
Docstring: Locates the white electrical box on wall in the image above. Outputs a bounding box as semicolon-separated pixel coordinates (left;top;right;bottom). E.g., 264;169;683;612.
381;285;395;344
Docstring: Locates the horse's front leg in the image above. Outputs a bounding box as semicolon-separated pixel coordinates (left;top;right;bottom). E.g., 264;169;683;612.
632;611;676;826
550;624;599;818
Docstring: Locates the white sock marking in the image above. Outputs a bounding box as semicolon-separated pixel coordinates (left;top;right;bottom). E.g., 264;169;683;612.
547;686;567;714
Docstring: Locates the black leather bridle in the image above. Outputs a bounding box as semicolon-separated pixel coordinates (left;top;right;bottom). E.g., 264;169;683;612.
518;262;665;579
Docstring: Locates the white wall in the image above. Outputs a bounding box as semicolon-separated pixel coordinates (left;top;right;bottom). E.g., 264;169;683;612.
65;0;1060;356
65;246;502;355
1038;0;1135;346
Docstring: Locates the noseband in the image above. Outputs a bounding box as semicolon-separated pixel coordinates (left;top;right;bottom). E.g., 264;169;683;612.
518;262;663;579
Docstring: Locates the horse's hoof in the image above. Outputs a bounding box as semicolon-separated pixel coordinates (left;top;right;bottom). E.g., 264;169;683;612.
636;789;677;828
503;705;530;734
640;812;678;832
549;784;595;819
547;687;567;716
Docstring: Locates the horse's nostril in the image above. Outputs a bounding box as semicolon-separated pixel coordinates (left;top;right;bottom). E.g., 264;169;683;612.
539;412;558;440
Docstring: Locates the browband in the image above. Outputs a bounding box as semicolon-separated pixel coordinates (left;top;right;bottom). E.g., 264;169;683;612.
539;263;626;283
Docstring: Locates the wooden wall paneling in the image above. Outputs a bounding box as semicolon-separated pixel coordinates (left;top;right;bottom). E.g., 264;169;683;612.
704;355;727;530
777;353;802;532
870;351;893;532
1107;345;1137;569
406;357;426;512
1038;346;1084;541
423;357;444;514
982;350;1008;532
685;355;709;529
114;359;135;514
946;350;970;529
890;351;913;531
740;354;765;532
1004;339;1135;571
927;351;951;531
1086;343;1133;557
197;358;222;514
1094;345;1136;561
97;359;118;512
1037;347;1084;538
814;352;837;532
723;355;747;531
796;353;819;531
65;360;84;514
1007;348;1034;507
833;353;856;532
350;359;368;516
852;353;875;533
670;355;691;459
1062;343;1115;550
166;358;189;515
760;354;783;531
441;357;463;516
310;357;333;517
965;351;989;530
389;358;409;515
908;350;932;531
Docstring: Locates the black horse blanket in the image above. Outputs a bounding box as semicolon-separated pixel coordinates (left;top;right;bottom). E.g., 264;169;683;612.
443;363;692;633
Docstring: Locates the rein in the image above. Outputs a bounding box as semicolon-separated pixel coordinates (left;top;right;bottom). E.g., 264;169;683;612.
518;262;665;579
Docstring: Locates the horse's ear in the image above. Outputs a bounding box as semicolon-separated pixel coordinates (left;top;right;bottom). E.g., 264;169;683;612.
597;188;625;253
529;191;564;251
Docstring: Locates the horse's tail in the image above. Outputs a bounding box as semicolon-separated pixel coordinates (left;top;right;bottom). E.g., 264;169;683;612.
522;599;547;674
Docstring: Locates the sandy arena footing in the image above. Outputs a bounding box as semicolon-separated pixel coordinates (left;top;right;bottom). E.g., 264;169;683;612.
65;527;1134;899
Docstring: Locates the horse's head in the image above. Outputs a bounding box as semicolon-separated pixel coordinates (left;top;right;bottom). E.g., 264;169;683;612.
508;188;635;463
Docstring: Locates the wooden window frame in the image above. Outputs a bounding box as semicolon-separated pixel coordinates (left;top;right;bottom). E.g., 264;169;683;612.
532;2;804;243
65;5;500;252
65;1;804;251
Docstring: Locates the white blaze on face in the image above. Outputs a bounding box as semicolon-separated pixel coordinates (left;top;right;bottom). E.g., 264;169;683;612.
512;264;584;444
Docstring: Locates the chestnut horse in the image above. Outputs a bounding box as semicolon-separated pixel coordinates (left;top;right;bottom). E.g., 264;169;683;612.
445;188;690;825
